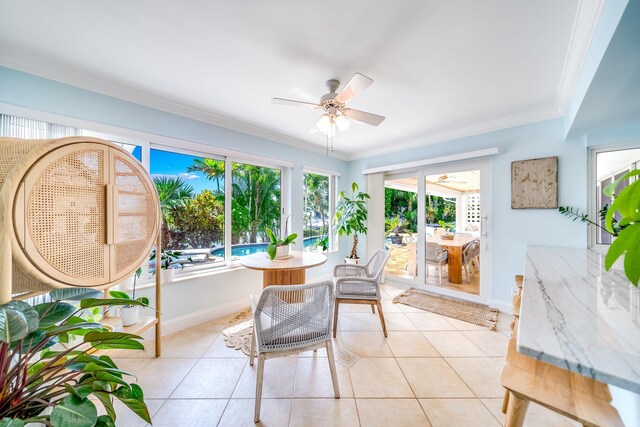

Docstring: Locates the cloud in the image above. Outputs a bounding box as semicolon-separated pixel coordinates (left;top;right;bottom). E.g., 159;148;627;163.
179;172;199;180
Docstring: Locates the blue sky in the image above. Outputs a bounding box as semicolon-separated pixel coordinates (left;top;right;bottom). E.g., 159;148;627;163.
150;149;222;194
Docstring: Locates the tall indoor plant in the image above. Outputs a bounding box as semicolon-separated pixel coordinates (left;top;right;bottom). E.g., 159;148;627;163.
335;182;370;263
0;288;151;426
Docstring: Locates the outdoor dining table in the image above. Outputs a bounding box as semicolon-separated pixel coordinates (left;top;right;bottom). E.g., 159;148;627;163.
426;235;479;284
240;250;327;287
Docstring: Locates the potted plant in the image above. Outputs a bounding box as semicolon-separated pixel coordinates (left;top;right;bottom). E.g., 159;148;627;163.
603;170;639;285
385;216;407;245
149;250;190;282
108;268;150;326
438;220;455;240
0;287;151;426
335;182;370;263
266;229;297;261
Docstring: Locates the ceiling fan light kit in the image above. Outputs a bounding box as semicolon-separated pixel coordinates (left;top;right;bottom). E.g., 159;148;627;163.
272;72;385;154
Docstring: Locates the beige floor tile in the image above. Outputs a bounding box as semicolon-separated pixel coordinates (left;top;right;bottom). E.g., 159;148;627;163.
187;316;230;332
294;357;353;398
481;398;581;427
105;398;164;427
406;312;457;331
341;303;377;313
446;317;491;331
151;399;227;427
419;398;501;427
160;330;219;358
397;358;474;398
380;299;404;312
340;331;393;358
171;358;246;398
336;313;384;332
461;331;509;357
349;358;414;398
385;331;441;358
289;398;359;427
111;358;150;378
421;331;487;357
232;357;297;398
357;398;431;427
203;333;252;358
446;357;505;398
384;312;419;331
382;287;406;298
492;356;507;367
133;358;197;398
219;398;291;427
497;313;514;331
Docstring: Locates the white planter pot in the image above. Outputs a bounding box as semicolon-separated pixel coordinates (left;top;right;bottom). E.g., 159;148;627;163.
121;306;140;327
345;257;359;264
161;268;175;283
275;245;290;259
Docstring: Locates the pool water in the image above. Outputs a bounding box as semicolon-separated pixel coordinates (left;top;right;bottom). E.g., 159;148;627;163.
210;236;323;258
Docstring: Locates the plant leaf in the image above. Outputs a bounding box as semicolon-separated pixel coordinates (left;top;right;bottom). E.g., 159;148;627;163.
266;243;277;261
50;395;98;427
265;228;277;243
0;308;28;343
33;302;76;327
114;385;151;423
605;225;640;285
93;392;117;421
4;301;39;333
0;419;25;427
80;298;148;309
136;297;149;305
46;322;104;337
49;288;104;301
108;290;131;300
95;415;116;427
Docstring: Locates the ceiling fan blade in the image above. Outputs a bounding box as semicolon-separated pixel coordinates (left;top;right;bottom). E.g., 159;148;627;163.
335;73;373;104
343;108;385;126
271;98;320;109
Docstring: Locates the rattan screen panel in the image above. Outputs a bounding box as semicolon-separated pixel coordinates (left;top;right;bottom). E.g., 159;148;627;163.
23;144;109;286
109;151;158;282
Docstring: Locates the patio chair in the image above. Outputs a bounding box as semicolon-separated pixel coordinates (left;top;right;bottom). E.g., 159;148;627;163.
249;281;339;422
405;240;417;278
426;242;448;284
462;241;478;283
333;250;391;337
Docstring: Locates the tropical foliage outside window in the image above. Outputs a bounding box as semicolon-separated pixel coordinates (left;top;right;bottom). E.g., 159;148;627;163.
384;188;456;233
303;172;330;252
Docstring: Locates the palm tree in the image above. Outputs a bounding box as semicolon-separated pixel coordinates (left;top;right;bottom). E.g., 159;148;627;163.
153;176;195;249
187;158;225;194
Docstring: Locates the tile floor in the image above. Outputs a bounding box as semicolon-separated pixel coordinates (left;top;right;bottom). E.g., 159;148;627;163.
111;284;580;426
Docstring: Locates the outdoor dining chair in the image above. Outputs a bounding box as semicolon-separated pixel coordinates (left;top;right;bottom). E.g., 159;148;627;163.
249;281;339;423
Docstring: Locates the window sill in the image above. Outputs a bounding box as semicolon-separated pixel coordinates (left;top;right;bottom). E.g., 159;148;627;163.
119;263;249;292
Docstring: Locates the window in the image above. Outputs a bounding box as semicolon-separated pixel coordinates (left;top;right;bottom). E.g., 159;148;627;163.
303;171;330;252
150;149;225;266
0;114;77;139
594;147;640;245
231;162;281;257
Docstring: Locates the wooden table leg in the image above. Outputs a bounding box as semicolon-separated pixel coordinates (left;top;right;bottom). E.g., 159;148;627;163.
262;268;306;287
447;246;463;284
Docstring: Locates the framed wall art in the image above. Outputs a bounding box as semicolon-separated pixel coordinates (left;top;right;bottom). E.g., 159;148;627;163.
511;156;558;209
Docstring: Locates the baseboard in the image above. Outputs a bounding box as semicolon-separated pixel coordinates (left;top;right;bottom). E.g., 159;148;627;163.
140;298;249;340
489;299;513;315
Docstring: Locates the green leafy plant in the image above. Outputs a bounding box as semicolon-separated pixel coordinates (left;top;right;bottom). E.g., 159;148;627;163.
558;205;624;236
438;220;454;233
0;288;151;426
318;236;329;252
108;268;149;307
603;170;640;285
149;250;191;270
265;229;297;261
384;216;407;237
335;182;370;260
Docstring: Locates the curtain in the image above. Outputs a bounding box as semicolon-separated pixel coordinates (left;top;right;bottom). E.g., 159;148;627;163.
366;172;386;261
0;114;77;138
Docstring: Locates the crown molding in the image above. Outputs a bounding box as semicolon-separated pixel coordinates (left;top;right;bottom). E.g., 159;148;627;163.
345;107;562;161
0;47;349;161
554;0;607;115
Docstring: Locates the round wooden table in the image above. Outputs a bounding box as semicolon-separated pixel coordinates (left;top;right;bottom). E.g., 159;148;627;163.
240;250;327;287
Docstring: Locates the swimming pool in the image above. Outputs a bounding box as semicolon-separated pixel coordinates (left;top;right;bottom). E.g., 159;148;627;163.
210;236;324;257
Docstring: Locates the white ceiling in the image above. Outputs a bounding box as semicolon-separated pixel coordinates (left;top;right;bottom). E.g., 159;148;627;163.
0;1;603;159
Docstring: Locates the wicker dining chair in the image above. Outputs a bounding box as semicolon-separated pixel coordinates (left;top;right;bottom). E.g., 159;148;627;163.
426;242;448;284
249;281;339;423
333;250;391;337
462;241;478;283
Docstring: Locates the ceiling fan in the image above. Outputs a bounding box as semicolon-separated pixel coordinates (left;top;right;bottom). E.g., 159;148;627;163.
271;73;385;149
430;175;468;184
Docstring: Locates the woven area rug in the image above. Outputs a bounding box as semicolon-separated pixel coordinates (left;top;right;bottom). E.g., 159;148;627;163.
221;309;255;356
393;288;499;330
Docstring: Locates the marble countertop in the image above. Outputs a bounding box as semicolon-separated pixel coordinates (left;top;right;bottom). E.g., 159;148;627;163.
519;245;640;393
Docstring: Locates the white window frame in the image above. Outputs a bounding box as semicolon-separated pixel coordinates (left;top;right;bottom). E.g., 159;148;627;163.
302;167;340;253
588;141;640;251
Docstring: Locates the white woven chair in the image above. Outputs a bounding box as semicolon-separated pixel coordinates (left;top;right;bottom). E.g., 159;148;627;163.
462;240;480;283
249;281;339;423
426;242;448;284
333;250;391;337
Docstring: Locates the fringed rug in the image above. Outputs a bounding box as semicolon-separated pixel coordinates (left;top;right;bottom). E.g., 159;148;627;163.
393;288;499;330
221;309;255;356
